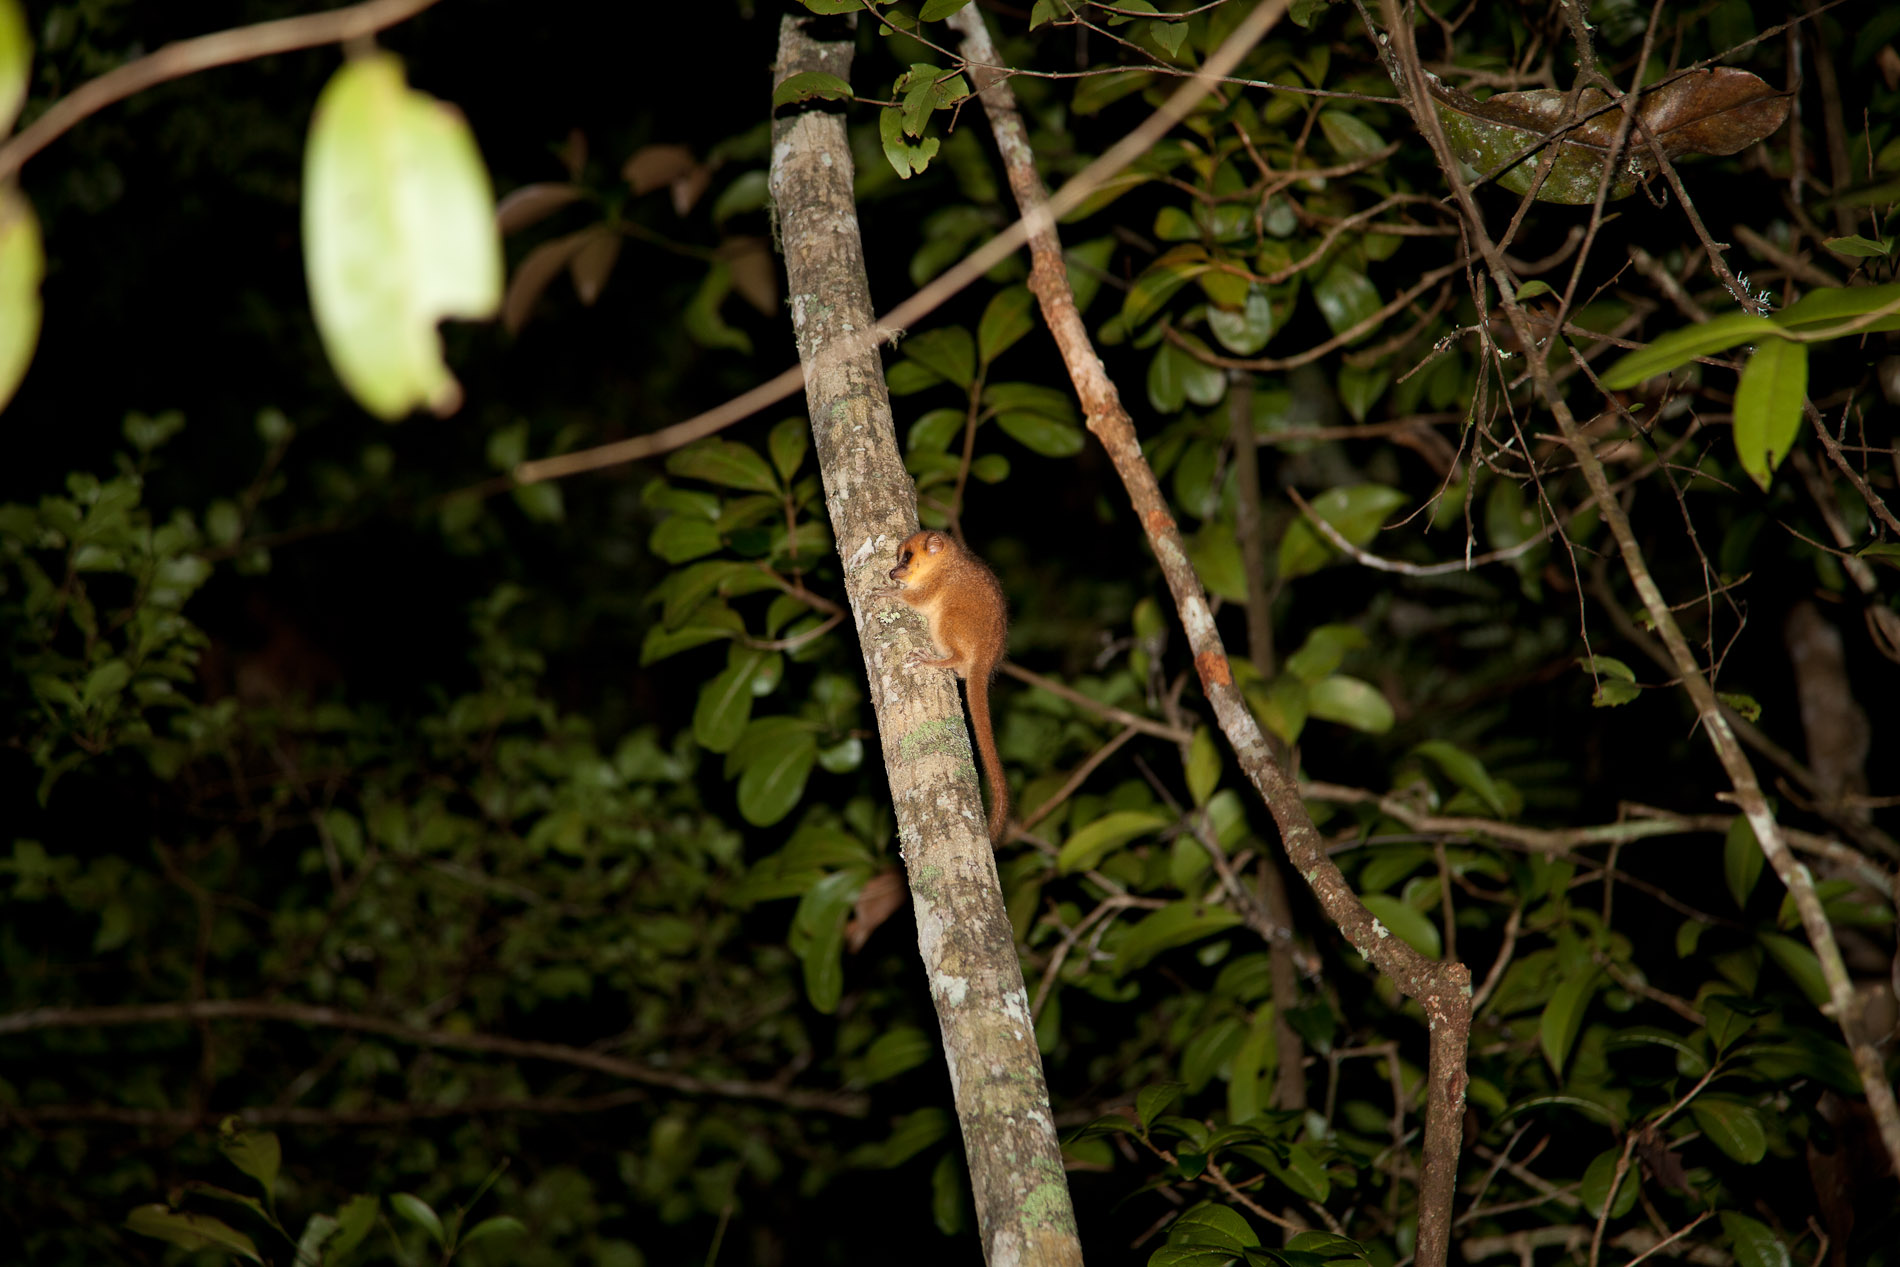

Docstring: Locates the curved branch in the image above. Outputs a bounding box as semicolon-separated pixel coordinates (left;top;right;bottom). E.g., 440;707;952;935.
0;0;445;184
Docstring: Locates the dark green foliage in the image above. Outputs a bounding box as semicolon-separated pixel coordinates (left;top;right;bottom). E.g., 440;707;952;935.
4;1;1897;1265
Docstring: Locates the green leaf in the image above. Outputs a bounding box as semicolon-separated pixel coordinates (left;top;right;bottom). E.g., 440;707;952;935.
694;650;764;753
1579;1149;1637;1218
1306;675;1394;734
294;1213;340;1266
735;722;818;826
1277;483;1407;579
918;0;973;19
1137;1082;1186;1129
649;516;723;563
978;285;1036;365
903;327;976;388
1337;363;1388;423
1821;234;1891;259
125;1206;263;1262
1123;245;1209;328
1162;1202;1260;1251
1540;966;1599;1075
1721;1211;1791;1267
391;1192;445;1246
1773;280;1900;335
1073;69;1154;115
303;54;501;420
1156;336;1227;413
667;436;780;493
1313;263;1380;342
1185;728;1220;806
460;1215;529;1247
1758;932;1830;1007
792;869;862;1012
1030;0;1065;30
1317;110;1386;160
1284;624;1366;685
1691;1097;1767;1163
1599;310;1777;389
1514;279;1555;300
930;1152;965;1237
1732;336;1808;490
1412;740;1509;818
1058;809;1172;874
1580;654;1635;681
989;382;1086;457
858;1026;934;1084
0;183;44;415
217;1118;281;1202
1724;816;1762;910
768;415;809;482
773;71;853;109
331;1195;378;1257
1279;1142;1331;1203
879;104;940;178
1207;284;1276;356
1360;893;1440;959
1115;899;1244;973
0;0;27;137
906;408;965;456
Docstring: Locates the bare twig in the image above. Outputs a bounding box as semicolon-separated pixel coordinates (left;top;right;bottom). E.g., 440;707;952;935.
0;998;866;1115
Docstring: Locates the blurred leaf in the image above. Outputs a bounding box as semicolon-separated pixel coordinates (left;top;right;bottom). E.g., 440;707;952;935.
1278;483;1407;579
1721;1211;1790;1267
0;0;28;136
303;54;501;420
1185;728;1220;806
460;1216;528;1246
1413;740;1509;818
1313;263;1380;341
1115;900;1244;973
391;1193;445;1246
1691;1097;1767;1163
978;285;1036;364
1724;816;1763;910
217;1118;281;1202
1360;893;1440;959
904;326;976;388
1579;1149;1637;1218
667;438;780;493
1058;809;1171;874
1758;932;1830;1008
1540;966;1599;1075
125;1207;262;1262
1822;234;1891;259
769;416;809;482
0;183;41;414
1307;675;1394;734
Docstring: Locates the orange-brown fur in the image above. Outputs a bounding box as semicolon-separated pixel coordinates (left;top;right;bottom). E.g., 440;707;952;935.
885;530;1009;843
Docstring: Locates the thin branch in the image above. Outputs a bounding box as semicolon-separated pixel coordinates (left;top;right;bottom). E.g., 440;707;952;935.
0;0;445;183
0;999;867;1115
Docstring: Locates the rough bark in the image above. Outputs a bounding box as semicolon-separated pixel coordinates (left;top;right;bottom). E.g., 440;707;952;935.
768;17;1084;1267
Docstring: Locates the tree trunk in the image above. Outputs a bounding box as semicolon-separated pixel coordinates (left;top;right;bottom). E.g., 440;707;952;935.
768;16;1085;1266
